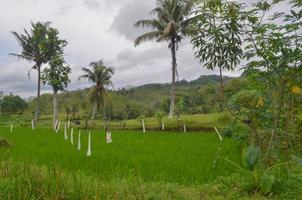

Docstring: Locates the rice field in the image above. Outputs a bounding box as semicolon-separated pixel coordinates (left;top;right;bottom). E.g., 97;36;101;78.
0;127;241;185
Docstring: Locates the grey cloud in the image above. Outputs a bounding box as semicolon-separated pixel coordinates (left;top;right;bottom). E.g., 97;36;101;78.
110;0;155;41
84;0;101;12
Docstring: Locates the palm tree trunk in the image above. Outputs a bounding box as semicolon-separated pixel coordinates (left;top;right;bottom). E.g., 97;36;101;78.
34;65;41;122
53;89;58;131
219;66;224;112
168;38;177;119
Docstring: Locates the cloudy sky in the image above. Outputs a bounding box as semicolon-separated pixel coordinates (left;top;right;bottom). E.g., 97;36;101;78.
0;0;255;97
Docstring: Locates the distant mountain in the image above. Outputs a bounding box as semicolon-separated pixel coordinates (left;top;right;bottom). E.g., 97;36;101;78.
127;75;231;90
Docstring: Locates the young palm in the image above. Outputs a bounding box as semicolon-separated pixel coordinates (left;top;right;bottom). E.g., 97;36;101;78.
11;22;51;121
79;60;114;120
134;0;195;119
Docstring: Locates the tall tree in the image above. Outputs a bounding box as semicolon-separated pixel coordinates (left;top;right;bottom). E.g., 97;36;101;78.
11;22;52;121
191;0;242;110
134;0;195;119
41;27;70;130
79;60;114;120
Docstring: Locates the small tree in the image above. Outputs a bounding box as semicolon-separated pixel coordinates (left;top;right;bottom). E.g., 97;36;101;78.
42;55;71;130
191;0;243;110
41;26;70;130
79;60;114;120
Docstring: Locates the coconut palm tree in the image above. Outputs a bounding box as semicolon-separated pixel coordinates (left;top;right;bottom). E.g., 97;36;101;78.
134;0;195;119
11;22;51;121
79;60;114;120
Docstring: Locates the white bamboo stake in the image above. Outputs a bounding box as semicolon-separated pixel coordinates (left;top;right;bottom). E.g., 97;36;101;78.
87;131;91;157
184;123;187;133
31;119;35;130
142;119;146;133
56;121;61;133
161;121;165;131
70;128;74;145
10;123;13;133
54;119;58;131
64;125;68;140
67;118;70;129
106;131;112;144
214;127;223;142
77;130;81;150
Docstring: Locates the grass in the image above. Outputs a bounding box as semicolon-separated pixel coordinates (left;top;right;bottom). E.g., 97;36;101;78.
0;127;300;199
0;127;240;185
0;113;230;131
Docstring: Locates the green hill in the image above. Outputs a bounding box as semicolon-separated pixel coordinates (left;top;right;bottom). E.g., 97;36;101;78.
22;75;242;121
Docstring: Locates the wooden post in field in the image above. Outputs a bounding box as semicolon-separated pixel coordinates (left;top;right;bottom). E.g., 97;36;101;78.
214;127;223;142
31;119;35;130
184;123;187;133
64;125;68;140
56;121;61;133
10;123;13;133
77;130;81;150
70;128;74;145
87;131;91;157
142;119;146;133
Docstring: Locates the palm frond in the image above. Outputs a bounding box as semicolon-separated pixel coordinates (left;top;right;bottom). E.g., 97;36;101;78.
134;19;165;30
9;53;33;61
134;31;163;46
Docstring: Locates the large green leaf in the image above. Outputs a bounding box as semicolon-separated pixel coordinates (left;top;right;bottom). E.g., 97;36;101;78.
260;174;274;194
242;145;261;170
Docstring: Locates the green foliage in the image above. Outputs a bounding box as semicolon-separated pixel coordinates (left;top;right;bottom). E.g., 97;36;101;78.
155;111;165;122
23;75;231;119
241;0;302;159
41;26;70;93
192;0;243;72
11;21;51;67
0;95;27;115
242;145;261;171
260;174;275;194
134;0;195;46
79;60;114;119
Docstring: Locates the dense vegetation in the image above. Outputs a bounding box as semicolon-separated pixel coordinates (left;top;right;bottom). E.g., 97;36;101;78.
18;75;233;120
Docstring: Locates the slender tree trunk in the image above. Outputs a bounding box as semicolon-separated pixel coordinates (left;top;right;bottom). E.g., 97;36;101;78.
34;65;41;122
53;89;58;131
91;101;97;120
168;38;177;119
266;86;285;160
219;66;224;112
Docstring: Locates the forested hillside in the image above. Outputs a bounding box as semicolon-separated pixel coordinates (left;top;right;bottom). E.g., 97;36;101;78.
24;75;240;120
